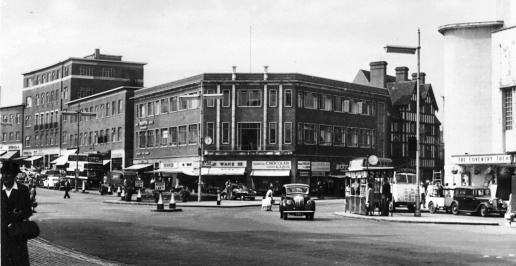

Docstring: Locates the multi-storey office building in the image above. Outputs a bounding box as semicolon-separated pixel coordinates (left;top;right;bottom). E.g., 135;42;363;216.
354;61;442;181
21;49;145;166
58;86;141;171
0;104;24;161
132;69;390;196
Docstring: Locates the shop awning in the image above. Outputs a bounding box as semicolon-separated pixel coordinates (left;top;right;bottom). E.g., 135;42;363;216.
329;175;348;179
145;168;184;174
124;164;153;171
25;156;43;162
50;156;68;166
250;170;290;177
204;167;245;176
103;160;111;165
0;150;19;161
0;151;6;156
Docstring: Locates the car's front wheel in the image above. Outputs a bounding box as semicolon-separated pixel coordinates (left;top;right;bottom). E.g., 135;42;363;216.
479;205;488;217
451;203;459;215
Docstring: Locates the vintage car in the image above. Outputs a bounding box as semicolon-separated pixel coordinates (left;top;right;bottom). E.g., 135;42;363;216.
450;186;507;217
279;184;315;220
425;185;454;213
221;183;256;200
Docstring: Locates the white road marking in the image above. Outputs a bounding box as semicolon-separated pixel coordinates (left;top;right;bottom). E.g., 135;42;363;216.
483;255;490;258
496;256;503;259
509;254;515;257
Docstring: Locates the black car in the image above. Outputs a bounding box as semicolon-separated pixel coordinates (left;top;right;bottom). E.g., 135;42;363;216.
221;183;256;200
450;186;507;217
279;184;315;220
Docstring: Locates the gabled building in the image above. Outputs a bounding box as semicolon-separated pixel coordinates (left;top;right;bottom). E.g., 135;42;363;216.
354;61;442;180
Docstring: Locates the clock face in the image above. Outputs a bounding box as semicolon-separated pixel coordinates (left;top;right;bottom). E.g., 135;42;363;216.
367;155;379;166
204;136;213;145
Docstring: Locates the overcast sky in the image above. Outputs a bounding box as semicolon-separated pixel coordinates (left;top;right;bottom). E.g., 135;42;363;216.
0;0;496;109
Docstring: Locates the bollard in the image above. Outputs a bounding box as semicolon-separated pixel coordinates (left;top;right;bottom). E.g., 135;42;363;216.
121;188;125;200
217;189;221;206
81;180;86;193
117;186;121;197
108;185;112;194
157;192;164;210
169;190;176;209
136;188;142;202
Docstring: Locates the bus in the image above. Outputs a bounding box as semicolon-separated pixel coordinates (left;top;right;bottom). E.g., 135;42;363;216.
65;154;104;189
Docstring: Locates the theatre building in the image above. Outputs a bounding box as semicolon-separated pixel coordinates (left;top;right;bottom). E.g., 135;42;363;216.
57;86;141;171
21;49;145;167
0;104;24;161
131;68;390;196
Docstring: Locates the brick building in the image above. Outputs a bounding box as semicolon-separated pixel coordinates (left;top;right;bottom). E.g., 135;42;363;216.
21;49;145;166
354;61;442;180
0;104;24;161
131;68;390;196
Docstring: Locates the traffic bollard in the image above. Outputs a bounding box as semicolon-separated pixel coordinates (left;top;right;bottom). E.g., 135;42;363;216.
169;190;176;209
157;192;164;211
217;189;221;205
108;185;112;194
81;180;86;193
136;188;142;202
117;186;121;197
121;188;125;200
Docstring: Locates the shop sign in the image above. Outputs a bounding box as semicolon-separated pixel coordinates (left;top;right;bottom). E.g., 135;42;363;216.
452;154;512;165
311;162;330;172
23;151;33;156
298;171;310;177
297;161;311;170
154;182;166;191
206;161;247;168
252;161;291;170
335;163;349;172
135;180;144;188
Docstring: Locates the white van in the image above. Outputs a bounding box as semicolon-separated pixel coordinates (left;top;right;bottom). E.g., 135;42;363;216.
391;172;418;211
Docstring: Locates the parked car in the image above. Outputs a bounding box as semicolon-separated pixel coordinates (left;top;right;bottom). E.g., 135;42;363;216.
221;183;256;200
450;186;507;217
41;170;61;189
425;185;454;213
279;184;315;220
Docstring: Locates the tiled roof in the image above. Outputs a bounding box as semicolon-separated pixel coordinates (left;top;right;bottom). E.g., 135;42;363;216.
387;81;434;107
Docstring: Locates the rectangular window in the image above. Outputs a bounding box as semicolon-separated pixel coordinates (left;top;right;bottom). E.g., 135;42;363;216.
303;124;316;145
179;96;188;110
334;96;342;112
351;128;359;147
334;126;346;146
170;127;178;145
238;90;261;107
319;125;332;145
222;122;230;144
284;89;292;107
342;99;350;113
139;132;146;148
118;100;123;114
297;123;303;144
284;122;292;144
269;89;278;107
155;100;161;115
112;101;116;116
222;90;230;107
25;136;31;147
161;128;168;145
16;131;20;141
147;102;154;116
117;127;122;142
304;92;318;109
155;129;161;146
207;122;215;144
161;98;169;113
188;124;198;144
170;96;178;112
111;128;116;143
100;67;114;77
206;89;216;107
297;92;304;108
106;103;110;117
320;95;333;111
147;130;154;147
79;66;93;76
269;122;277;144
503;87;514;130
178;126;187;145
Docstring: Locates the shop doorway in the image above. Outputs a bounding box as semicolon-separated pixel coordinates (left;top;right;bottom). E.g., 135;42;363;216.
238;123;260;150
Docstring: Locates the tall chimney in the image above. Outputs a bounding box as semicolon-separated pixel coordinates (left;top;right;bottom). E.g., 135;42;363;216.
232;66;237;80
94;49;100;59
263;65;268;80
395;66;409;82
412;72;426;84
369;61;387;88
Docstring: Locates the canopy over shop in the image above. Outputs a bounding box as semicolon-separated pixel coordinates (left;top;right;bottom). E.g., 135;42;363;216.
450;154;515;200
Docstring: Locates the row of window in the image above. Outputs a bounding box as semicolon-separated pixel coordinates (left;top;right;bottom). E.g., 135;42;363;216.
1;132;21;142
297;123;376;148
79;66;114;78
25;66;70;87
33;110;59;128
24;131;59;147
63;99;124;123
137;124;199;148
503;87;514;130
64;127;123;147
298;92;376;116
1;114;21;124
25;87;69;108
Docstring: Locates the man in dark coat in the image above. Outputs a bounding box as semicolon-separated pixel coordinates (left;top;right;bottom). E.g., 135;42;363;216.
64;179;72;199
1;160;33;266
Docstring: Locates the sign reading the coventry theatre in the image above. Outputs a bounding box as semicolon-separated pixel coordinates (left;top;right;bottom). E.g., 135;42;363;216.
452;154;513;165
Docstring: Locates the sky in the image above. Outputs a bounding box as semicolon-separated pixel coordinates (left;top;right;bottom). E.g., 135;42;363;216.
0;0;497;110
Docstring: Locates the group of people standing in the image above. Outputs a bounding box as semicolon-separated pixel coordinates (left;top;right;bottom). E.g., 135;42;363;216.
365;177;392;216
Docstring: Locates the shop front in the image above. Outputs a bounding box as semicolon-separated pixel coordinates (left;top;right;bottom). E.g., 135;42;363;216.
251;160;291;195
450;154;515;200
310;162;331;197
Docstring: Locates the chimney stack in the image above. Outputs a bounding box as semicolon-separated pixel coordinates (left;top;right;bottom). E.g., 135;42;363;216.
94;49;100;59
395;66;409;82
263;65;269;80
412;72;426;84
232;66;237;80
369;61;387;88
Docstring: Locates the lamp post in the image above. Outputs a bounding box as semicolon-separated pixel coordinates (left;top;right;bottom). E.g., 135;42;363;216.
62;107;96;191
180;84;223;202
385;28;422;217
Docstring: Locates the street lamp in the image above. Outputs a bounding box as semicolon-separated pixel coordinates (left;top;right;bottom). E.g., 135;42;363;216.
180;85;223;202
62;107;96;191
385;28;422;217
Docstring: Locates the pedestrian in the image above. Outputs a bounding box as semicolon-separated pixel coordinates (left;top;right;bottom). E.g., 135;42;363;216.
317;181;325;199
365;182;374;216
420;182;426;208
265;184;274;211
29;183;37;213
64;179;71;199
1;160;33;266
381;177;391;216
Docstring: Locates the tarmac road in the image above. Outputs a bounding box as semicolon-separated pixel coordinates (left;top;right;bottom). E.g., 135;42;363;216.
31;188;516;266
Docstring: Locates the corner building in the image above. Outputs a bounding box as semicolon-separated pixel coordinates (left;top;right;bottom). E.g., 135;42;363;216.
132;70;390;196
0;104;24;160
21;49;145;166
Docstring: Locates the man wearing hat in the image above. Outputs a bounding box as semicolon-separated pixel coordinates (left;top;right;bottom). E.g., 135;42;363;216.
1;159;33;265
